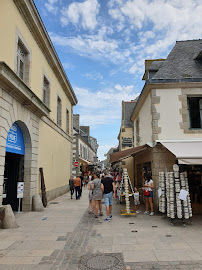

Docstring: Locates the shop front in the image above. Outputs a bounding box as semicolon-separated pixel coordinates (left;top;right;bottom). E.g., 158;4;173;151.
3;123;25;211
0;64;49;211
79;157;94;174
158;140;202;215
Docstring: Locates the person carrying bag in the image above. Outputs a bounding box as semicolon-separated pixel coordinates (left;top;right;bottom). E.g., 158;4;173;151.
143;175;154;216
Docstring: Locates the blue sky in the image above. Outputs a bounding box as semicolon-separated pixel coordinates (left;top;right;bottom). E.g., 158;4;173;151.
35;0;202;160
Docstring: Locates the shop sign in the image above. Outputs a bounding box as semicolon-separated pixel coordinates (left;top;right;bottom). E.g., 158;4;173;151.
122;137;132;148
6;123;25;155
17;182;24;198
74;161;79;167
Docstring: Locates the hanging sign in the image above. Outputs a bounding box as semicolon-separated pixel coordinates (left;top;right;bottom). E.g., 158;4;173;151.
122;137;132;148
6;123;25;155
17;182;24;199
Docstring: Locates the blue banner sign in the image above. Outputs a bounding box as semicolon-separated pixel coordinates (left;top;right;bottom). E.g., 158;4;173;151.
6;123;25;155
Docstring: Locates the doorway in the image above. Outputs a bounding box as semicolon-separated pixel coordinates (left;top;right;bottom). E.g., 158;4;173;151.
3;152;24;211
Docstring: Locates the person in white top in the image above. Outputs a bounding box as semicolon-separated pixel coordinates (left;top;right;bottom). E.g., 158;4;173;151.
134;187;141;213
143;175;154;216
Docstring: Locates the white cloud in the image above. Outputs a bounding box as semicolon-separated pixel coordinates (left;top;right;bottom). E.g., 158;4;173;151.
49;31;130;64
44;0;58;15
60;0;100;30
83;72;103;80
74;85;139;127
107;0;202;74
97;144;117;161
48;1;202;79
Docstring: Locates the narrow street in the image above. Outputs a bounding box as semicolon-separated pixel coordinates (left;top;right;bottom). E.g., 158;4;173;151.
0;189;202;269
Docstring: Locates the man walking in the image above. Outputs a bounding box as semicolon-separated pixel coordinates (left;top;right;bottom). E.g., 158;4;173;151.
74;175;81;200
101;171;115;222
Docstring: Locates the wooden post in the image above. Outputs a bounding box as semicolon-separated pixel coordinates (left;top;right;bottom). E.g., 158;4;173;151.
39;168;47;207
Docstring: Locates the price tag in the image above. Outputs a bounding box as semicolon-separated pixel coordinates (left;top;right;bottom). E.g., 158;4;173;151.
158;188;162;198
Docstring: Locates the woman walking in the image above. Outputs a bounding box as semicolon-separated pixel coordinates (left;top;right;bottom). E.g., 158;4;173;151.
88;176;95;214
69;176;74;199
143;175;154;216
91;173;103;218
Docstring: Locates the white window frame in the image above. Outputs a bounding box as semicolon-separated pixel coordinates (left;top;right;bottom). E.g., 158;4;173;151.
15;29;32;86
43;76;50;108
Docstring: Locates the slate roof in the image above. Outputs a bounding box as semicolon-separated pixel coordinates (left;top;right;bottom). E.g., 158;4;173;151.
152;40;202;80
123;101;137;127
148;60;164;71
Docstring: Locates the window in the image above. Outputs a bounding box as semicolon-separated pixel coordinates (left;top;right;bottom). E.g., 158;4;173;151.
57;96;62;127
80;144;82;157
122;128;125;132
16;40;29;83
66;109;69;134
83;146;85;159
43;76;50;107
188;97;202;128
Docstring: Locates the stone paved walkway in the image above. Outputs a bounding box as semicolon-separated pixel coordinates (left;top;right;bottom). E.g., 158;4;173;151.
0;188;202;269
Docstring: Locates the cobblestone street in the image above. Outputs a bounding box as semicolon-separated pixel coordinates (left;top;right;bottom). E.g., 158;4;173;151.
0;189;202;269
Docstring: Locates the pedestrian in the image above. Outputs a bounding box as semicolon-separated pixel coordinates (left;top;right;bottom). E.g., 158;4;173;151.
84;173;86;188
101;171;116;222
134;186;141;213
91;173;103;218
79;172;84;196
143;175;154;216
74;175;81;200
88;177;95;214
69;175;74;199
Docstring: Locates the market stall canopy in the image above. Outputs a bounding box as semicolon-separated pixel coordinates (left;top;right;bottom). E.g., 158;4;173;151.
110;144;150;164
158;140;202;165
79;157;94;165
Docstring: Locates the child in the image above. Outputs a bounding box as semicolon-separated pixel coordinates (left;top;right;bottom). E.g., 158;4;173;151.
134;187;141;213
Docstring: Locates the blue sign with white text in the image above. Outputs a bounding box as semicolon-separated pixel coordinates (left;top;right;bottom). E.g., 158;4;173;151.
6;123;25;155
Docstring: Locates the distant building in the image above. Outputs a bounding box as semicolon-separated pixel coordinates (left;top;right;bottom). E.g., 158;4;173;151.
117;100;138;183
105;147;118;170
72;115;99;177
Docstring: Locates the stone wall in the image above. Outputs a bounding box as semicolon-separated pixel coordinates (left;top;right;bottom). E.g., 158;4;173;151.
152;144;176;208
0;87;40;211
134;145;175;209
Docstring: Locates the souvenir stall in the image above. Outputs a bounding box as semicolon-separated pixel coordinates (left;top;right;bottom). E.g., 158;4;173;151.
158;164;193;226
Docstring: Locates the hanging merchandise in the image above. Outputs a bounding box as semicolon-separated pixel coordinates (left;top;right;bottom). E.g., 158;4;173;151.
158;165;193;226
119;168;135;216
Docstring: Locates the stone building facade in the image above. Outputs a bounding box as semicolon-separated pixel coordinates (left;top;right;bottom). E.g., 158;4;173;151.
130;40;202;207
0;0;77;211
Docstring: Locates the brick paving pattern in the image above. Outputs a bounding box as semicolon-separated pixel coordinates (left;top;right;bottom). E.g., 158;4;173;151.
0;190;202;269
39;209;95;269
126;261;202;270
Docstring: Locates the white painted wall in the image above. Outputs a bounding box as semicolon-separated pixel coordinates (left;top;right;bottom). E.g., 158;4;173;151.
156;88;202;140
156;88;200;140
78;137;96;162
156;88;183;140
138;93;152;145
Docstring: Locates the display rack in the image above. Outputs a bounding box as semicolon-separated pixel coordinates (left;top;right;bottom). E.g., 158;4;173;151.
119;168;135;216
159;165;193;227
